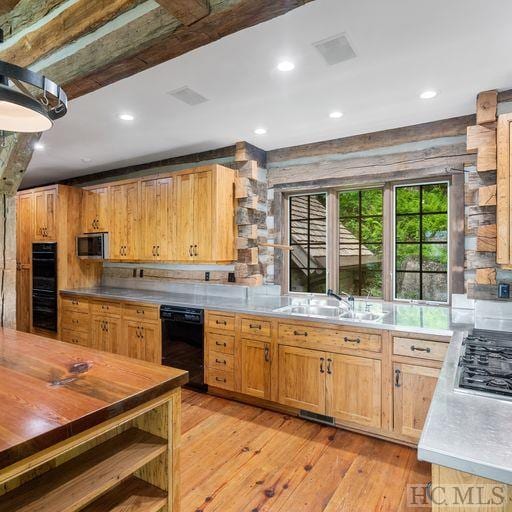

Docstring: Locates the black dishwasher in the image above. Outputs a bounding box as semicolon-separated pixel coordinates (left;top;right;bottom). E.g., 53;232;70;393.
161;305;205;391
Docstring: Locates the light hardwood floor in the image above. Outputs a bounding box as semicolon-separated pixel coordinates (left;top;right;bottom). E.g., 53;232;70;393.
181;389;431;512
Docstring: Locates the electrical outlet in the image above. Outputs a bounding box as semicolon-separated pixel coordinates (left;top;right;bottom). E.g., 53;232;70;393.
139;269;144;278
205;272;210;281
132;268;137;278
228;272;236;283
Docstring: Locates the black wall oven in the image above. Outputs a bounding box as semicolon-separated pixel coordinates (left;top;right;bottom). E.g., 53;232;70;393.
32;243;57;332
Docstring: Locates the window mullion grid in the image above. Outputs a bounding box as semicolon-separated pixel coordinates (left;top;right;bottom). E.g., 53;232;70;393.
419;185;423;300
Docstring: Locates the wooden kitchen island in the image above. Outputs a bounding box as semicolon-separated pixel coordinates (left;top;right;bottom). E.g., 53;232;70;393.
0;328;188;512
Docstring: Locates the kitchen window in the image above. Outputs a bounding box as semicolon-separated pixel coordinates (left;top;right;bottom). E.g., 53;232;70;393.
286;179;453;303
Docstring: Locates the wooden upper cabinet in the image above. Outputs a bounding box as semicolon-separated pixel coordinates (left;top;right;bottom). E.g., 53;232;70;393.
278;345;326;414
240;338;271;400
325;354;382;429
393;363;440;442
139;177;173;260
497;113;512;265
174;166;235;262
82;186;109;233
33;188;56;241
109;181;139;260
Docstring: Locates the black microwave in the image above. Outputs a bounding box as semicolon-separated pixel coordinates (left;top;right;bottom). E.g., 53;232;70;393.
76;233;108;259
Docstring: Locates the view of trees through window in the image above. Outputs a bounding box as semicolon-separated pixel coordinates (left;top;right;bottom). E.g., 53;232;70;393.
339;189;383;297
395;183;448;302
288;182;449;302
289;194;327;293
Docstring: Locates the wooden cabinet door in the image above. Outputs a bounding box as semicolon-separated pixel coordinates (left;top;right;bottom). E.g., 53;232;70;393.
241;339;271;400
278;345;326;414
140;177;173;260
34;188;56;240
393;363;440;442
192;171;212;261
110;182;139;259
325;353;382;428
16;193;33;332
174;173;195;261
125;320;161;363
82;186;109;233
16;268;31;332
91;317;120;353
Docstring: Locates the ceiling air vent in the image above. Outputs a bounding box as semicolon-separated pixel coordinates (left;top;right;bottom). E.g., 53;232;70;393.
168;86;208;106
313;33;356;66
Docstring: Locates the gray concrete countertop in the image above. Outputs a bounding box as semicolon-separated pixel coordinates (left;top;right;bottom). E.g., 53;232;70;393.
59;286;472;337
418;320;512;485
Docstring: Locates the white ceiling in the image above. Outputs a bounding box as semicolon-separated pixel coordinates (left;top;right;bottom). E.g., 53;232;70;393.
25;0;512;187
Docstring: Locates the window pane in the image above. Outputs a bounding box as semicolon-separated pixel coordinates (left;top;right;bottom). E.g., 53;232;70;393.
339;190;359;217
396;186;420;214
361;218;383;243
396;215;420;242
396;271;420;300
396;244;420;271
422;214;448;242
289;194;326;293
394;182;449;302
422;273;448;302
338;189;383;297
422;244;448;271
361;189;383;215
423;183;448;212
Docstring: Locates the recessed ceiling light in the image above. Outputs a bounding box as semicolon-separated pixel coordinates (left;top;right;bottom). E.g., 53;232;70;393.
81;157;92;163
420;90;437;100
329;111;343;119
254;127;267;135
118;113;134;121
33;142;44;150
277;60;295;72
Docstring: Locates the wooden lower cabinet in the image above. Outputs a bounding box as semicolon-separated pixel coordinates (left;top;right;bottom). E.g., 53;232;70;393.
124;320;161;364
240;338;271;400
16;267;31;332
326;353;382;429
277;345;326;414
91;316;121;354
393;362;440;442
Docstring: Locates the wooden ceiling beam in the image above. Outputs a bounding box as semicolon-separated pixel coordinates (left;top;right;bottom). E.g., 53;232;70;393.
0;0;21;17
155;0;210;25
0;0;145;67
61;0;313;99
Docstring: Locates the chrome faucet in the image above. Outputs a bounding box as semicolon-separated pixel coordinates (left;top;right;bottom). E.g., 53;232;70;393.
327;289;354;310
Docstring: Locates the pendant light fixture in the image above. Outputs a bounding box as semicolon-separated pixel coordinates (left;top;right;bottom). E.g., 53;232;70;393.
0;30;67;133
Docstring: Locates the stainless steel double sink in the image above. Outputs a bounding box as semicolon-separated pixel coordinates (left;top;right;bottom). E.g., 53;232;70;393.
273;303;384;322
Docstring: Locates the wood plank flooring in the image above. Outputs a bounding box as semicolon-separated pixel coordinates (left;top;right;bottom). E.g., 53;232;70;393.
181;389;431;511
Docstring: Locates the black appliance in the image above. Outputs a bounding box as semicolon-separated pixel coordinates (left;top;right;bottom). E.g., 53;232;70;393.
457;329;512;399
32;243;57;332
161;305;205;391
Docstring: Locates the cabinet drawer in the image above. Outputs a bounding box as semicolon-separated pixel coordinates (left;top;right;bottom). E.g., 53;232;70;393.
61;329;89;347
91;300;121;317
122;303;159;321
207;369;234;390
241;318;271;338
208;351;235;372
207;313;235;332
61;295;89;313
61;312;90;333
208;333;235;355
393;337;448;362
279;322;382;353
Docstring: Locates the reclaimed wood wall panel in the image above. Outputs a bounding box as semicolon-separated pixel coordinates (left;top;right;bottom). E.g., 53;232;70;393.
497;114;512;264
476;90;498;125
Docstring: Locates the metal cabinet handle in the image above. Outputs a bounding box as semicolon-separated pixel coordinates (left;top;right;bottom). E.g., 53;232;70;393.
411;345;431;353
105;321;109;333
152;245;156;256
156;245;160;256
215;341;227;347
194;244;198;256
327;358;332;375
320;357;325;373
216;320;227;325
215;358;226;365
215;376;226;383
344;337;361;344
189;245;193;256
264;346;270;362
249;323;262;330
137;309;144;314
293;330;308;337
395;368;401;387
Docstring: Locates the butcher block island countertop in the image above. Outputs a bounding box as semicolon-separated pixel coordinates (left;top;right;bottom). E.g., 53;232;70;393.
0;328;188;512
